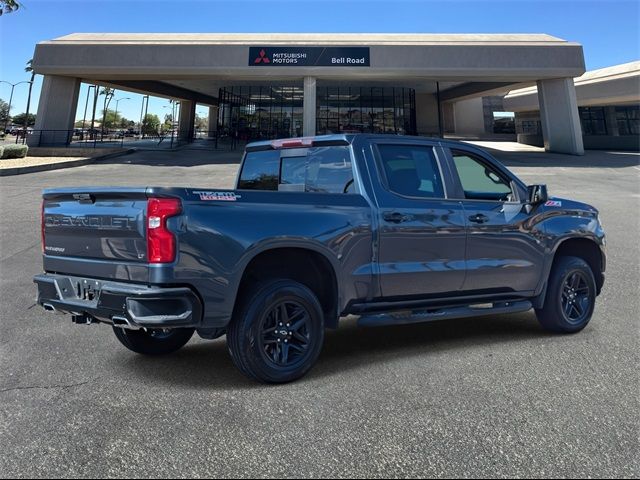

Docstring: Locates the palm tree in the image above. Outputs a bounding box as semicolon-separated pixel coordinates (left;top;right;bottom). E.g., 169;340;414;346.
0;0;21;16
99;87;115;137
23;59;35;136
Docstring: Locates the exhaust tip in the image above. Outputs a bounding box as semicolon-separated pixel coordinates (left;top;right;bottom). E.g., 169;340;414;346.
43;303;56;312
112;315;139;330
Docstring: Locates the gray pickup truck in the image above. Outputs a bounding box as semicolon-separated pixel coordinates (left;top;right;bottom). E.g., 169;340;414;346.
35;134;606;383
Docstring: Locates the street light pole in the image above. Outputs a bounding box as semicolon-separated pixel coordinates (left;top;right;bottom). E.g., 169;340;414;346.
114;97;130;146
113;97;130;130
1;80;32;133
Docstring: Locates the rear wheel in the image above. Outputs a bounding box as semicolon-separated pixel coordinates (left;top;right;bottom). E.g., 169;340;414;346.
227;279;325;383
113;327;194;355
535;256;596;333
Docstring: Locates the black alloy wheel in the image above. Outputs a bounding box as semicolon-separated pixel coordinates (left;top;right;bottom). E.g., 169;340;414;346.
561;271;592;324
227;279;325;383
535;255;597;333
259;300;312;367
113;326;195;355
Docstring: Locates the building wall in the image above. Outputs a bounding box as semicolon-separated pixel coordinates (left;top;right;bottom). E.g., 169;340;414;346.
415;93;440;136
442;102;455;134
453;97;485;135
515;104;640;151
482;96;508;132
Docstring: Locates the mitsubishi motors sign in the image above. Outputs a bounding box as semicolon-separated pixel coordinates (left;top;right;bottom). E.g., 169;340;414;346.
249;46;370;67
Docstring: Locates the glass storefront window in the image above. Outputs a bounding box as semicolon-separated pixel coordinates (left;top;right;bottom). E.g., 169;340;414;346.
218;85;417;140
218;85;304;141
579;107;607;136
616;106;639;136
316;86;416;135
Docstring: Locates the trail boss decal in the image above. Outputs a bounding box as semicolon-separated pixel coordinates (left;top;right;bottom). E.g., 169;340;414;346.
545;200;562;207
193;191;241;201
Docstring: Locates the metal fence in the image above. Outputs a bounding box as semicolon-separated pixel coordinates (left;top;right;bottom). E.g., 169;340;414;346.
6;129;191;150
2;129;252;151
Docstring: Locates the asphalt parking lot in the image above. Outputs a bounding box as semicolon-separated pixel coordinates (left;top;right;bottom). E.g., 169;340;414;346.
1;145;638;478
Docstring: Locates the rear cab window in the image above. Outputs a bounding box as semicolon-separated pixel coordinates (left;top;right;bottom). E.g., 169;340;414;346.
236;150;280;190
238;146;355;194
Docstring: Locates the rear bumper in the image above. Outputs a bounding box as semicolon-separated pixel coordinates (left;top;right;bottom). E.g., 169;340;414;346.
34;273;202;329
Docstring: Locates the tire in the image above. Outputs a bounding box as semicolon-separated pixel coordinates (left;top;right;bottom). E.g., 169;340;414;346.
227;279;325;383
113;326;195;355
535;256;597;333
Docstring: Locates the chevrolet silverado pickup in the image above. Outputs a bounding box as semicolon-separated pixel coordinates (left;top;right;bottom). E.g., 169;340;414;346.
35;134;606;383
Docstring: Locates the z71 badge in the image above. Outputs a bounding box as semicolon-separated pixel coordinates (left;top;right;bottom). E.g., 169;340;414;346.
545;200;562;207
193;191;241;201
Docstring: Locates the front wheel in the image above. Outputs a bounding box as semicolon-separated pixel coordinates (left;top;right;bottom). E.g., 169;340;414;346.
227;279;325;383
535;256;597;333
113;326;195;355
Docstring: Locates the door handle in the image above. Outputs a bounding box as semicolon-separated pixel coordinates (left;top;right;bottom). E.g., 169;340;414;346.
383;212;410;223
468;213;489;224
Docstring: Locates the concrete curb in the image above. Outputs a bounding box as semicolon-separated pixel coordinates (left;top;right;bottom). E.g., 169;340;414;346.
0;149;137;176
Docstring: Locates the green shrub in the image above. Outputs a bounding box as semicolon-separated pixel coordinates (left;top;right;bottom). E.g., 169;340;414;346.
1;144;28;159
0;146;4;159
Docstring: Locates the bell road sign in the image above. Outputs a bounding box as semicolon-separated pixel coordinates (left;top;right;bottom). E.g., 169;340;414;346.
249;47;370;67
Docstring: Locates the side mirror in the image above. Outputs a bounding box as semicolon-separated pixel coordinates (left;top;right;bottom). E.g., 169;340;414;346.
527;184;548;205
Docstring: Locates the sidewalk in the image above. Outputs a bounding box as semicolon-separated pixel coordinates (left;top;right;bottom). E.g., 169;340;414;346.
0;148;135;176
463;140;640;168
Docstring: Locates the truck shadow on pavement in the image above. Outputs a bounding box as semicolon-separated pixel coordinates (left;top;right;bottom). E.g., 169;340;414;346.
121;311;554;389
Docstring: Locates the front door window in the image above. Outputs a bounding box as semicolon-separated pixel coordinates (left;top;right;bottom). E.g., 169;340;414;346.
452;151;514;202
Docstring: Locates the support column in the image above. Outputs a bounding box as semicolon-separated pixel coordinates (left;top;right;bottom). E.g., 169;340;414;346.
537;78;584;155
303;77;316;137
178;100;196;142
29;75;81;146
208;105;218;138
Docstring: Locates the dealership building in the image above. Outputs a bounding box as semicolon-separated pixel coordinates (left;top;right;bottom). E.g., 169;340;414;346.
31;33;595;154
504;61;639;151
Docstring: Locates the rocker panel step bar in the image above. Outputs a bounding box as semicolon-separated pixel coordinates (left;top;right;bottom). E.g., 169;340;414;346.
357;300;532;328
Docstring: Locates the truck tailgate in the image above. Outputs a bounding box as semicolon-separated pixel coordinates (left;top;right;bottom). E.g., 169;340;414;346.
42;188;149;267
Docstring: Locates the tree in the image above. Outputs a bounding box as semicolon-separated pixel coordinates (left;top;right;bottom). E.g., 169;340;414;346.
0;99;9;126
101;108;123;130
99;87;115;134
11;112;36;127
141;113;160;135
195;113;208;131
163;113;173;132
0;0;20;16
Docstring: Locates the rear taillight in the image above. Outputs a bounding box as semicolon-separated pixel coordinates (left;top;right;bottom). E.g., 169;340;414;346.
147;198;181;263
41;200;45;253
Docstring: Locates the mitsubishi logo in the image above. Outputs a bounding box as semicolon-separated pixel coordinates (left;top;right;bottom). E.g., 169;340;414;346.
254;49;270;64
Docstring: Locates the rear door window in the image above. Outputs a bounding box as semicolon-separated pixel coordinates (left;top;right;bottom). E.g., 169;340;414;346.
376;144;445;198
